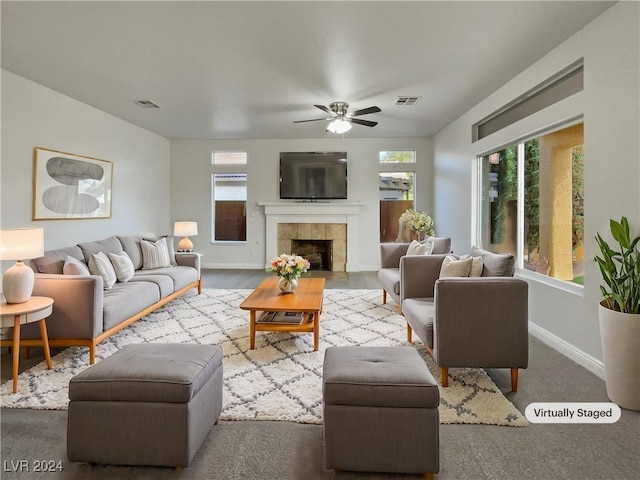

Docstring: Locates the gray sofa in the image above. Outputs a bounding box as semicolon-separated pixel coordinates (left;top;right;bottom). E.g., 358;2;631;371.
400;247;528;391
16;235;201;364
378;236;452;309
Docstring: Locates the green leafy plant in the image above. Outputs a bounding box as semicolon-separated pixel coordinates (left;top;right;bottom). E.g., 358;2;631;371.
594;217;640;313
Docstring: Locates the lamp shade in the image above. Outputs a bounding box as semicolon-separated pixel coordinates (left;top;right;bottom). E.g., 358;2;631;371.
173;222;198;237
0;228;44;261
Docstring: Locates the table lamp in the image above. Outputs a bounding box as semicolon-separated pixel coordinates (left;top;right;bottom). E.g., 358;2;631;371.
173;222;198;252
0;228;45;304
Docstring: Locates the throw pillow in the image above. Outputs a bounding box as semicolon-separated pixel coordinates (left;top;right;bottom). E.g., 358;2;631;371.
470;246;515;277
88;252;117;289
63;255;90;276
469;256;484;277
439;255;473;278
108;251;135;283
423;236;452;254
406;240;429;256
141;237;172;269
144;235;177;266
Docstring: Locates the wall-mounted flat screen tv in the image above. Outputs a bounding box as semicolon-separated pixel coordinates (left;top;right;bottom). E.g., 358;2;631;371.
279;152;348;200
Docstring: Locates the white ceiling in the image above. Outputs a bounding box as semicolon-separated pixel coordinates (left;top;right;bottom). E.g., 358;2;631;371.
1;1;614;140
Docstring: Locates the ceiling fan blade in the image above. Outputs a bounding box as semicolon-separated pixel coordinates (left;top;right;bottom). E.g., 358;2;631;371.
351;118;378;127
314;104;333;114
350;106;381;117
293;117;332;123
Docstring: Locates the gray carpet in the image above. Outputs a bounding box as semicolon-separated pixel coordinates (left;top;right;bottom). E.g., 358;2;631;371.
1;270;639;479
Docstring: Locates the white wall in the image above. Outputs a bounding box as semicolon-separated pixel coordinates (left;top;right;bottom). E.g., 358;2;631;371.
1;70;172;250
432;2;639;373
171;137;433;270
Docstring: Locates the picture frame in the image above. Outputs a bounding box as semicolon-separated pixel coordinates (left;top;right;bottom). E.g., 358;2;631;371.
33;147;113;220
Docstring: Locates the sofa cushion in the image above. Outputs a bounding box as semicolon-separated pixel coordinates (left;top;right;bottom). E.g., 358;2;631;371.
424;236;451;254
78;236;123;263
32;246;85;274
135;266;199;292
63;255;90;276
402;298;435;348
439;255;473;277
129;273;175;299
88;252;117;289
378;267;400;295
117;235;144;270
102;281;161;330
470;246;515;277
108;251;135;283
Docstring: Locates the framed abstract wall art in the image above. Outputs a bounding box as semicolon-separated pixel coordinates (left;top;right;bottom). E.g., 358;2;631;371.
33;147;113;220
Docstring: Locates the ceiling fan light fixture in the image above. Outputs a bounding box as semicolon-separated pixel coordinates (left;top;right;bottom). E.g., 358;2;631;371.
327;118;352;134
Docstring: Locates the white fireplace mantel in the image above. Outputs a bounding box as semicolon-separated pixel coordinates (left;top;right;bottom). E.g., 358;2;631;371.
259;202;365;272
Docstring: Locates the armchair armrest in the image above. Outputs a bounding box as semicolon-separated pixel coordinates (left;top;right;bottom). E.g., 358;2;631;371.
380;243;410;269
31;273;104;340
400;255;447;302
433;277;529;368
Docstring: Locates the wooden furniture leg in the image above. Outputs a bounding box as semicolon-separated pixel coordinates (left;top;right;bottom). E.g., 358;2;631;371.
441;367;449;387
249;311;256;349
12;315;21;394
382;290;387;304
313;312;320;351
424;473;435;480
38;319;52;369
407;323;413;342
511;368;519;392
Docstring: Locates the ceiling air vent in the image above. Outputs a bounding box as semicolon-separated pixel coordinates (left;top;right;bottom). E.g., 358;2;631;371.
395;96;421;106
134;99;162;109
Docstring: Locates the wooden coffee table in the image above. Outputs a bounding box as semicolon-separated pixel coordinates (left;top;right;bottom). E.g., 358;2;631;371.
239;277;325;351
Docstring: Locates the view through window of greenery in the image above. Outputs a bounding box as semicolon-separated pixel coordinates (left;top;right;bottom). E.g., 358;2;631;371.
479;123;584;284
379;151;416;163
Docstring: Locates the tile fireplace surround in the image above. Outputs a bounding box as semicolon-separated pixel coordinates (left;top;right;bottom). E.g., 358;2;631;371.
260;202;364;272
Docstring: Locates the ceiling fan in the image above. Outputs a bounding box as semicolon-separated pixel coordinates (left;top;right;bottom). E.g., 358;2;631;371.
294;102;381;133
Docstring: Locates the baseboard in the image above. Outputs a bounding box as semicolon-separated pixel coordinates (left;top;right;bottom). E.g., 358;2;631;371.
202;262;266;269
529;322;605;380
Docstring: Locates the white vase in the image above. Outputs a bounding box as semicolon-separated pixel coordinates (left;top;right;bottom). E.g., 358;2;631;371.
598;301;640;411
277;276;298;294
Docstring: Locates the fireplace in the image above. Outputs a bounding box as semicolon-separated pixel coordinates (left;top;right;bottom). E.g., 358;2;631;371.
292;239;333;271
260;201;364;272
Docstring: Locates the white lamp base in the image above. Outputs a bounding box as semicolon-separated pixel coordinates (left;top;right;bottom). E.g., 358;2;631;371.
3;261;35;304
177;237;194;252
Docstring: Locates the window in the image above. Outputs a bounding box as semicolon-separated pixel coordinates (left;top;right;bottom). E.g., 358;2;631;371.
379;150;416;242
379;150;416;163
212;173;247;242
478;123;584;284
211;150;247;242
212;151;247;165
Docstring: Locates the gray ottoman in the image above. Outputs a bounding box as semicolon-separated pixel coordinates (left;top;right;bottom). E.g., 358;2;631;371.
323;346;440;478
67;343;223;468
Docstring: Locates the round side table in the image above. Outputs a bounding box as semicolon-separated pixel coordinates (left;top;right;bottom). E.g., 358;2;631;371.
0;296;54;393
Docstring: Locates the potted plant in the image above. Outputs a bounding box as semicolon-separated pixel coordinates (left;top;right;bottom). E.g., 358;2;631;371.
594;216;640;410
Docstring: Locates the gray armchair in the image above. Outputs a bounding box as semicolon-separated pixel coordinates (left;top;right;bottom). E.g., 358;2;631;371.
378;237;451;309
400;250;529;392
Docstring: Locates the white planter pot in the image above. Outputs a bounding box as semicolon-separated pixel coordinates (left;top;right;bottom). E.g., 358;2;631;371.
598;302;640;411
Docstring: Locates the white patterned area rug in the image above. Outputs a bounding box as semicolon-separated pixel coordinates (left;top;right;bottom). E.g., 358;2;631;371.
0;289;528;426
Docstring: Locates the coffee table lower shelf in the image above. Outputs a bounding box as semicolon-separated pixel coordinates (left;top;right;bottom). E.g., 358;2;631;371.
250;311;319;350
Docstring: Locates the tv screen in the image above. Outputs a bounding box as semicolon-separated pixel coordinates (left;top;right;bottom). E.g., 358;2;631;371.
279;152;348;200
